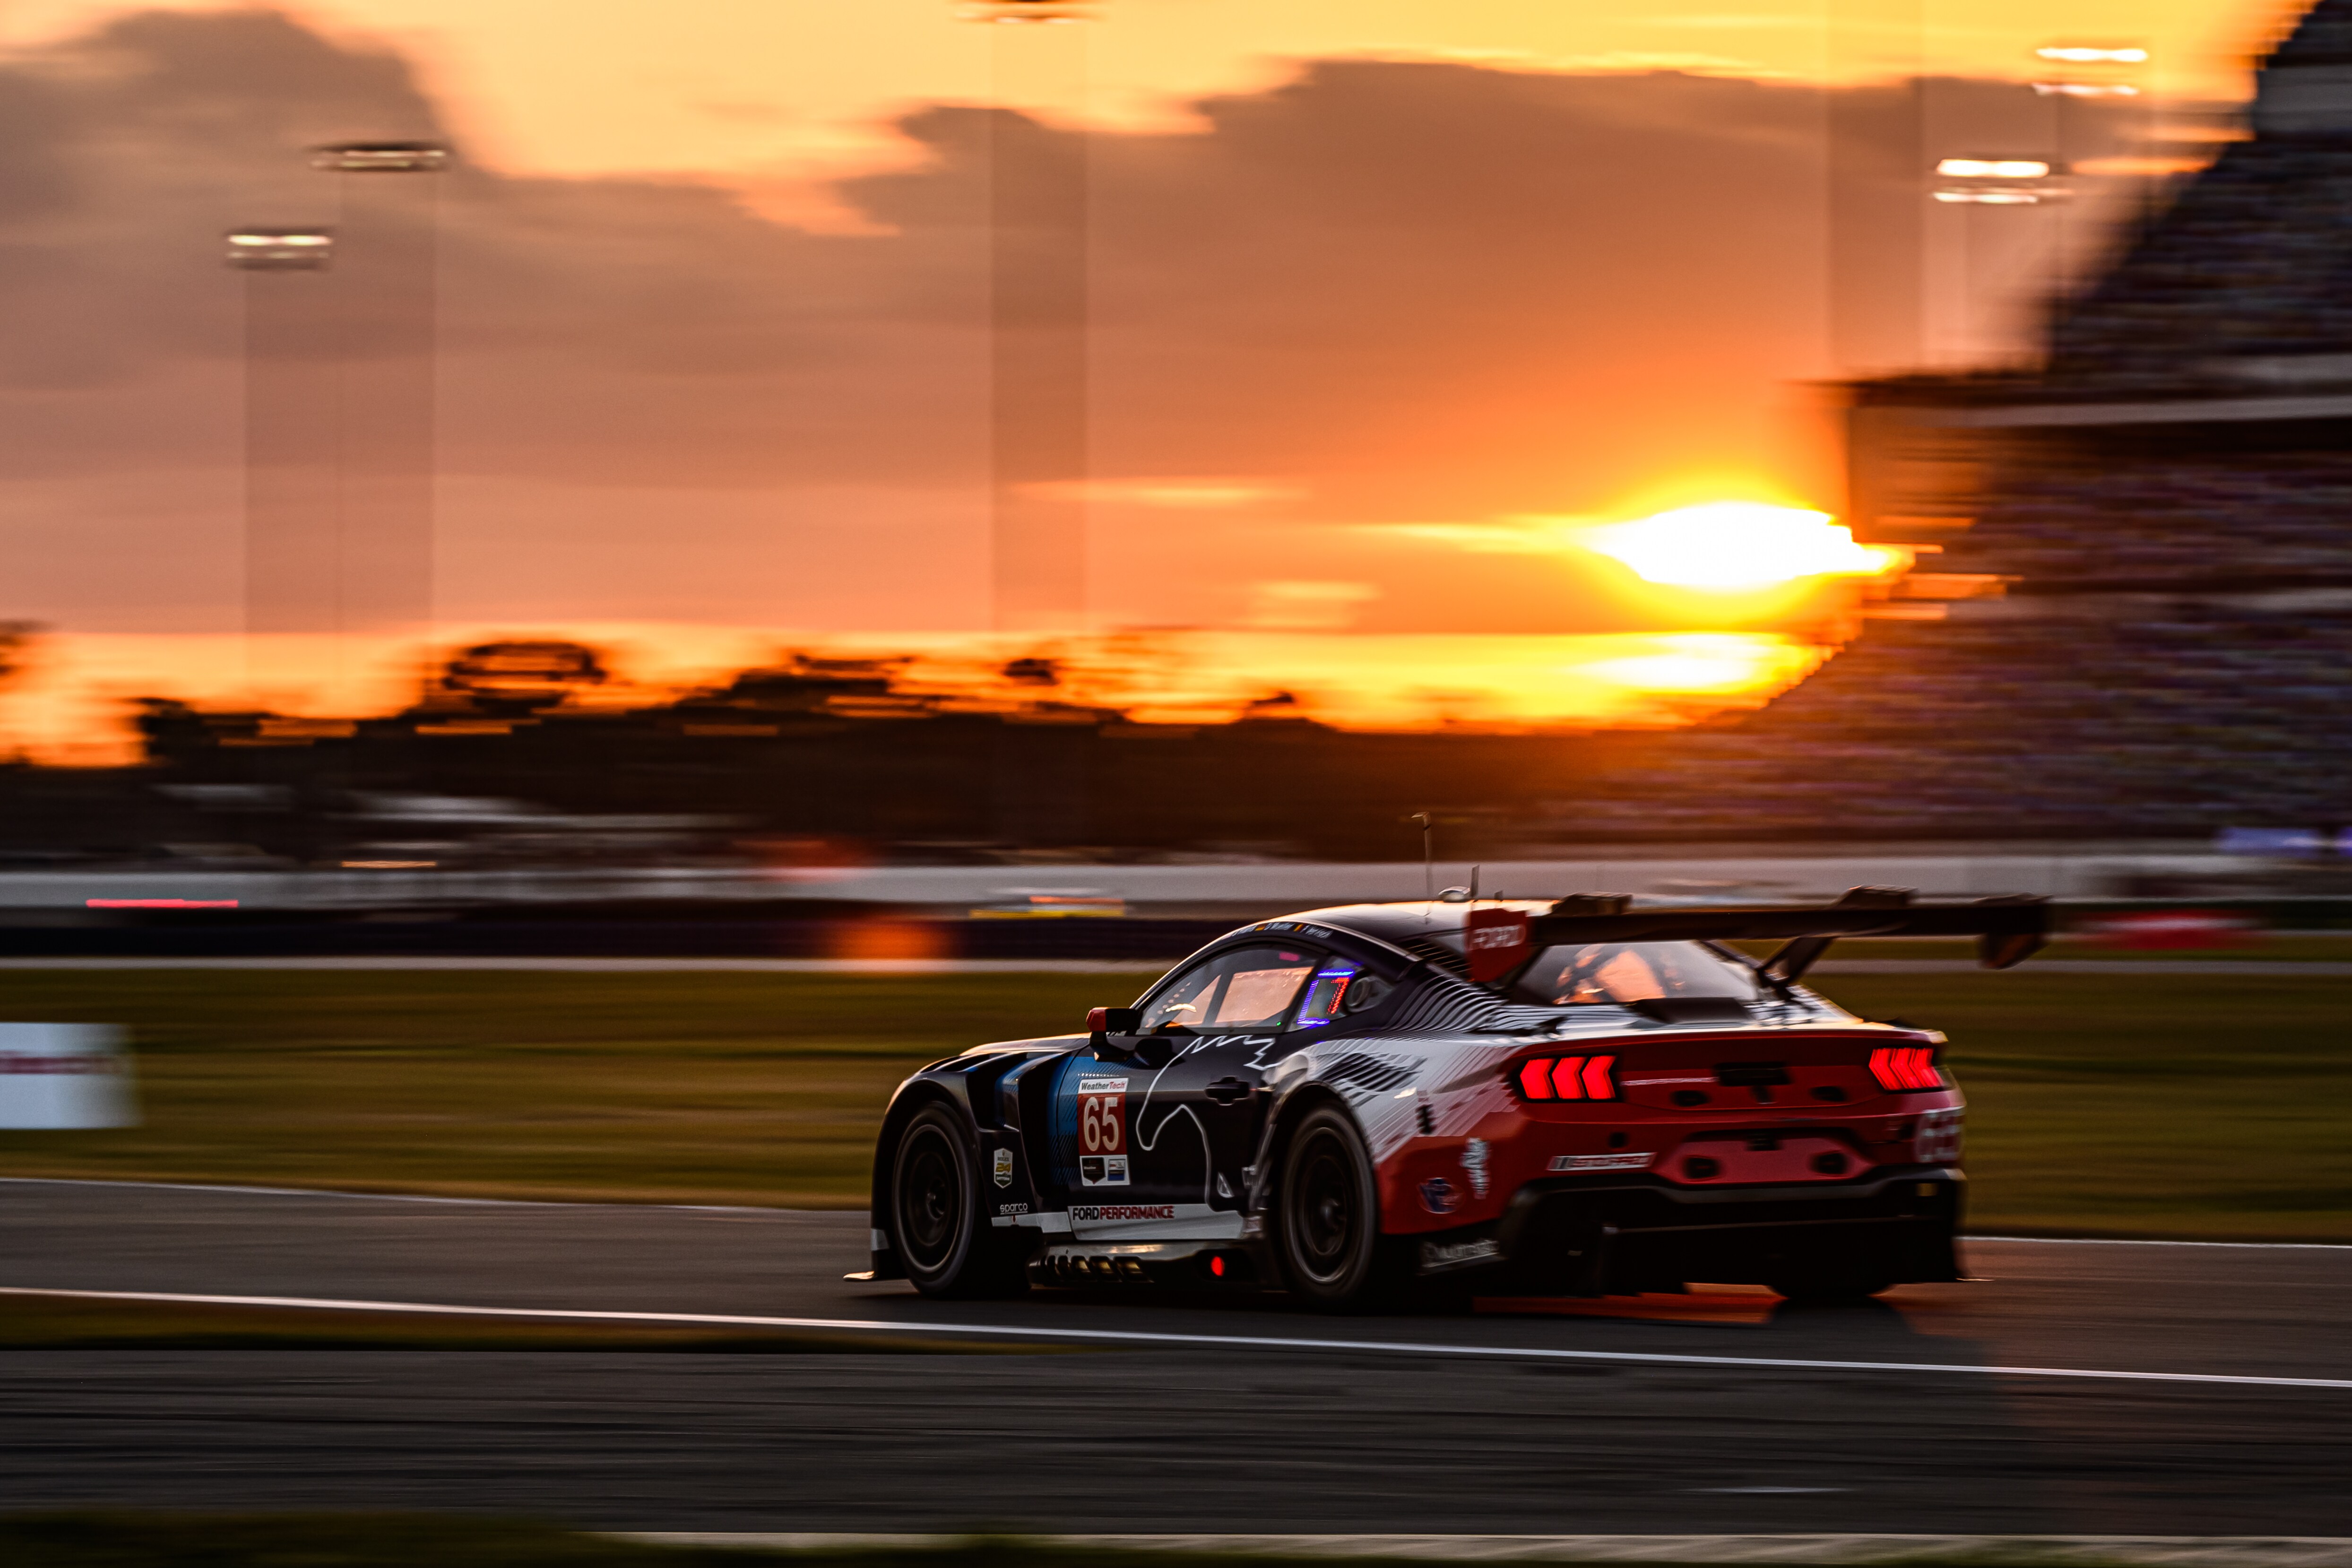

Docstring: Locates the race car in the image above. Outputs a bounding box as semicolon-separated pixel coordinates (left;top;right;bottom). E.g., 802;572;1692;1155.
862;887;2045;1309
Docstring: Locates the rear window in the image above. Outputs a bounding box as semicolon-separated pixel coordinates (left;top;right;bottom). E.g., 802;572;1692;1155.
1507;941;1759;1007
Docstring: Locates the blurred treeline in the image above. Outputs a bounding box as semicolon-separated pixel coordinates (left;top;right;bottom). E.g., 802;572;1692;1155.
0;641;1656;868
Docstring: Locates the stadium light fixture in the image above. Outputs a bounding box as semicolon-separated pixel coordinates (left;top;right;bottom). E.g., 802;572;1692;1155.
1931;157;2058;205
1937;158;2053;180
2036;44;2147;64
224;228;334;269
311;141;450;173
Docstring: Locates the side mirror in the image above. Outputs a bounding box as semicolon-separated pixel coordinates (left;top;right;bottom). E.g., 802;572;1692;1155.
1087;1007;1143;1059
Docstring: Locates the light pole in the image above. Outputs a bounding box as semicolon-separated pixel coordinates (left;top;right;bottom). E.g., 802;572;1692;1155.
1826;0;1927;374
2032;43;2151;281
1928;157;2058;363
311;141;447;642
228;226;339;681
963;1;1096;634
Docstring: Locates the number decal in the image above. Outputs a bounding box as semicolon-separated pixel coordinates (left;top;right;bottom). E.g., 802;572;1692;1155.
1081;1092;1124;1154
1073;1075;1132;1187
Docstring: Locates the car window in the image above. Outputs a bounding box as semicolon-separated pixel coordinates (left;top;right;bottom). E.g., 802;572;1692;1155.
1137;960;1221;1032
1137;944;1322;1032
1507;941;1758;1007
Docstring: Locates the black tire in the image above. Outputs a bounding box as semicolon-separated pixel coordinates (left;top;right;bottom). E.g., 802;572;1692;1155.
889;1103;1027;1299
1275;1102;1394;1312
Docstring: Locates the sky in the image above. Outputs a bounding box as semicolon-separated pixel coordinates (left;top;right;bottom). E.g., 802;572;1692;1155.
0;0;2307;751
0;0;2296;184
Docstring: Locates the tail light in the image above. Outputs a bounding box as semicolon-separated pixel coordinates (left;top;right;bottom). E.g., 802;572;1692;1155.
1514;1054;1617;1102
1869;1045;1945;1092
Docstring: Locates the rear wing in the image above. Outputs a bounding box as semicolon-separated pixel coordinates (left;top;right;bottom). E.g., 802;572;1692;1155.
1464;886;2047;986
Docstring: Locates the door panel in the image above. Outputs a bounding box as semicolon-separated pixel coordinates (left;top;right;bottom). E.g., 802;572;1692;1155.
1049;1047;1243;1239
1046;942;1335;1240
1074;942;1339;1236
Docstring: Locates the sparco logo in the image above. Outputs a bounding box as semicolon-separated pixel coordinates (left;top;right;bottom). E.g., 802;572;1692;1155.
1071;1204;1176;1222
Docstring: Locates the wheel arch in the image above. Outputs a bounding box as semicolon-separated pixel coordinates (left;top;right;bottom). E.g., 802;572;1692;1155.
1250;1080;1365;1222
868;1077;972;1280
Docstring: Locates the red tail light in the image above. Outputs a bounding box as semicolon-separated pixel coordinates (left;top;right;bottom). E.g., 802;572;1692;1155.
1513;1054;1616;1102
1869;1045;1944;1092
1551;1057;1587;1100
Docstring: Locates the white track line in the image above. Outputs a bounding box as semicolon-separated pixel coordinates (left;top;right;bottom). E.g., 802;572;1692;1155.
4;1285;2347;1392
0;1176;790;1213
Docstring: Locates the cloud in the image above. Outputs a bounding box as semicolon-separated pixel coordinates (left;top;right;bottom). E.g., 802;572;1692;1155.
1244;580;1380;630
0;10;2126;634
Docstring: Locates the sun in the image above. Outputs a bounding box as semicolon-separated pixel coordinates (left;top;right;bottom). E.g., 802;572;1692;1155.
1581;502;1906;592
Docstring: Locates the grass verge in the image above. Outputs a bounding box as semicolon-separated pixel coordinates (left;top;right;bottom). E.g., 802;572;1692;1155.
0;970;1147;1207
0;967;2344;1239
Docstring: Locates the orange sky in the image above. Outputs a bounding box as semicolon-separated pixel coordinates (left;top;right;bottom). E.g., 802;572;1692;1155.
0;0;2296;190
0;0;2307;752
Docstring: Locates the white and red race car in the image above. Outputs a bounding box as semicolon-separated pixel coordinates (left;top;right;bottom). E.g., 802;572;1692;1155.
864;889;2043;1309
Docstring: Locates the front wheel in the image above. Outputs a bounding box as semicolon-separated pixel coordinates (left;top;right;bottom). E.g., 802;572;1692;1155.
890;1104;1027;1299
1275;1103;1395;1312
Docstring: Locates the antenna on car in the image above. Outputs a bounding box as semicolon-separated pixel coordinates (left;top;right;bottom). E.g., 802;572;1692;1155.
1408;813;1433;903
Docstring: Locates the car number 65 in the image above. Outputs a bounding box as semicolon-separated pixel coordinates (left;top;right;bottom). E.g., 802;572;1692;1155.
1081;1092;1124;1154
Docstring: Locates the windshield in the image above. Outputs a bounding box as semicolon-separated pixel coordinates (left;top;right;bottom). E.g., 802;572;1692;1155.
1137;944;1323;1032
1506;941;1759;1007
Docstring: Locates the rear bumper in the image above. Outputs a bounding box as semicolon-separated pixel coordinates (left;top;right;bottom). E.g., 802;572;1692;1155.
1435;1165;1965;1292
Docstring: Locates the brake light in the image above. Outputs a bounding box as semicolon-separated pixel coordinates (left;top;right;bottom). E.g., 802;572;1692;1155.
1513;1055;1616;1102
1583;1055;1616;1099
1869;1046;1944;1092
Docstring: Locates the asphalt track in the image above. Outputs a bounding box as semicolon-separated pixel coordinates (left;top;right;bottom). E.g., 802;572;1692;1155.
2;1179;2349;1535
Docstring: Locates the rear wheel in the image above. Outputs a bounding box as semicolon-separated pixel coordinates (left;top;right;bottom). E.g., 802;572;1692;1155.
890;1104;1027;1299
1276;1103;1394;1312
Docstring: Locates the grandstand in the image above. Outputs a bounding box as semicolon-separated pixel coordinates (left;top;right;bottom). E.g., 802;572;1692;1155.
1589;0;2352;840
